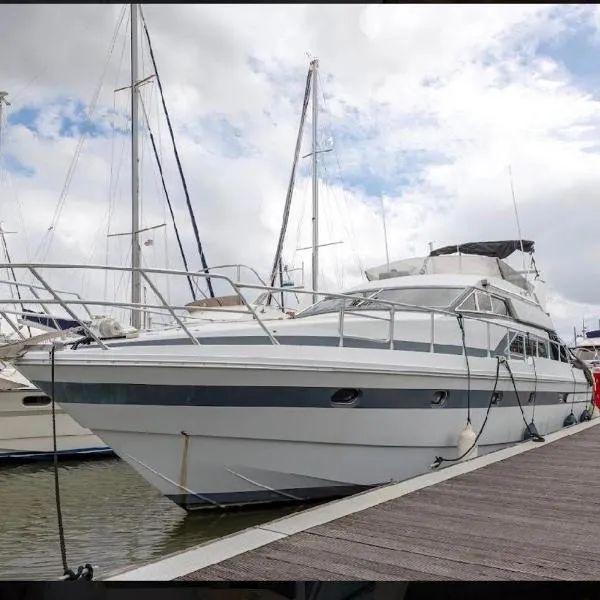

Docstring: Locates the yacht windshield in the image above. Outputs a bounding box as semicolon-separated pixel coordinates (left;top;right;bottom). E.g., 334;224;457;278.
297;291;376;317
297;287;465;317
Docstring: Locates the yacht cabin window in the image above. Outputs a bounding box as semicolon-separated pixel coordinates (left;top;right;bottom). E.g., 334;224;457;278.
491;297;508;316
367;287;465;309
508;333;553;360
297;287;465;317
509;334;525;355
456;290;510;317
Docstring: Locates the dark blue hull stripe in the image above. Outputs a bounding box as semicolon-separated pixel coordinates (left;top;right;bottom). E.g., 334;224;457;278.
166;484;373;511
32;381;585;409
90;335;508;358
0;446;114;463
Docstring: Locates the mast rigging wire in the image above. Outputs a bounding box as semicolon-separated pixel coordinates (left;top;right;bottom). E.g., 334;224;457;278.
139;95;197;300
139;7;215;299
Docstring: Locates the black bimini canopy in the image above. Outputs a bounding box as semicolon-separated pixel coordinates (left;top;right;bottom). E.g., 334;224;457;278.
429;240;535;260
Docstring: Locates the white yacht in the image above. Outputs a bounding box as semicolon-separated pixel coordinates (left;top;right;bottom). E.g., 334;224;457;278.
571;328;600;411
6;240;595;509
572;328;600;368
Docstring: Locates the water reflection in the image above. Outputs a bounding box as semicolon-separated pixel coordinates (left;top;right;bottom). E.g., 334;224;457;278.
0;458;309;580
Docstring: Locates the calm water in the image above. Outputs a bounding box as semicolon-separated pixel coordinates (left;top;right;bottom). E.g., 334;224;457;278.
0;457;306;580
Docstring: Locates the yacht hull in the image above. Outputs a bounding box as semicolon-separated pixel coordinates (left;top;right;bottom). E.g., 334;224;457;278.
16;344;591;508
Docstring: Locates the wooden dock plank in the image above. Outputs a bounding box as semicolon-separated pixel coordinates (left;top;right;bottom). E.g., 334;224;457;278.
174;424;600;581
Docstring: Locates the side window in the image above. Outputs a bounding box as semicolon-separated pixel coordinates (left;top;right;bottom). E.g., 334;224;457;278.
525;336;537;357
457;292;477;312
457;291;509;316
491;297;509;316
476;292;492;313
548;340;569;362
537;340;548;358
509;333;525;355
559;344;569;363
548;331;569;362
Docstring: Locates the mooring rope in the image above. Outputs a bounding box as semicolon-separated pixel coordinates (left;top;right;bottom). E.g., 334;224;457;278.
50;345;94;581
500;358;545;443
456;314;471;424
431;355;503;469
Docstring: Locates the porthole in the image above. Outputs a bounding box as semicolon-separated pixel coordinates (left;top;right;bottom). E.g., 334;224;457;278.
330;388;362;407
431;390;448;408
491;391;503;406
22;396;51;407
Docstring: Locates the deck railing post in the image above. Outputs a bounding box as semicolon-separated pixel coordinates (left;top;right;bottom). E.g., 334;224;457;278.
389;307;395;349
339;305;345;347
29;287;61;332
228;281;280;346
138;270;201;345
0;310;25;340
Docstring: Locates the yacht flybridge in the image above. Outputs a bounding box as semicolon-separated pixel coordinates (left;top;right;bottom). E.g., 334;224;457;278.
0;239;595;510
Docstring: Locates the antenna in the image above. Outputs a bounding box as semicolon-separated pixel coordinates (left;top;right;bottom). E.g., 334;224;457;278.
311;58;319;304
508;165;526;274
0;92;11;158
130;3;142;330
380;196;390;272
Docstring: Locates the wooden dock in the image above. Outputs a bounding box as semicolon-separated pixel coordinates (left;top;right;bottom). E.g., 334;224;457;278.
106;419;600;581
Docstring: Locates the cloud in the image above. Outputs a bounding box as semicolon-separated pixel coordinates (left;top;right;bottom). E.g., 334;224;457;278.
1;3;600;340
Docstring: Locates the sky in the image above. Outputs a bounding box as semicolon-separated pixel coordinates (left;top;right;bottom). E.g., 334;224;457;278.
0;3;600;341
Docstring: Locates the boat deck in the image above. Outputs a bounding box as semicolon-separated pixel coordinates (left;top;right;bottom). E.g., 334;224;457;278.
106;418;600;581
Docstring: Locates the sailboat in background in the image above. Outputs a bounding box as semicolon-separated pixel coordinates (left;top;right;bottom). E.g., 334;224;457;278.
185;57;324;320
0;91;111;461
0;5;324;464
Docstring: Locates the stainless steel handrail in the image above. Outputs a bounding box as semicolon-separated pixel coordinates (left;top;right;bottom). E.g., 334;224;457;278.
0;262;572;362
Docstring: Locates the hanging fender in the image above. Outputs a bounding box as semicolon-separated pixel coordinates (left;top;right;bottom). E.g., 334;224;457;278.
593;370;600;409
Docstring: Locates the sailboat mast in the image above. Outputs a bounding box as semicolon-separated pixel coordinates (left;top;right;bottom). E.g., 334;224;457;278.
266;64;312;307
130;3;142;329
0;93;28;334
310;58;319;304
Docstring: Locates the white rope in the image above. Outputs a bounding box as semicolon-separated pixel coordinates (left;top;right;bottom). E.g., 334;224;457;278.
316;70;365;281
33;5;127;262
